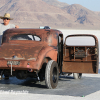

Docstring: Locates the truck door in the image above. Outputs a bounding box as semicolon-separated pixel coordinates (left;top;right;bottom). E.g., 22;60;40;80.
62;34;99;74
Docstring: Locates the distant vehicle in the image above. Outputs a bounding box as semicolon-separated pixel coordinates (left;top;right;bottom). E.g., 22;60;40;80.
43;26;50;29
0;28;99;89
39;26;50;29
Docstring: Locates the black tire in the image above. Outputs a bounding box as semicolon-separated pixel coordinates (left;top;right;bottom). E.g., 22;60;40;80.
73;73;82;79
45;60;59;89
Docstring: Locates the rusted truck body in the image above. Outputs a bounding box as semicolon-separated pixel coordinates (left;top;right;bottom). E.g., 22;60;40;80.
0;28;99;89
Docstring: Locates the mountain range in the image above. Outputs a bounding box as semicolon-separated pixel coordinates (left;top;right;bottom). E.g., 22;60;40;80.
0;0;100;29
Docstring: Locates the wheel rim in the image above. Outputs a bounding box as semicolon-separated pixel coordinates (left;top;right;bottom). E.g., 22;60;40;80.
52;67;57;83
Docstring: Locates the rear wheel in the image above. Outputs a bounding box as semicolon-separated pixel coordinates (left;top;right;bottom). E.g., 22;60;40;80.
73;73;82;79
45;60;59;89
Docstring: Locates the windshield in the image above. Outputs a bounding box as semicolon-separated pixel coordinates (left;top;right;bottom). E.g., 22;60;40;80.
66;36;95;46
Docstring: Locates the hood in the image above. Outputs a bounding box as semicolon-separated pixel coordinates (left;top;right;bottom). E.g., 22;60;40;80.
0;42;46;61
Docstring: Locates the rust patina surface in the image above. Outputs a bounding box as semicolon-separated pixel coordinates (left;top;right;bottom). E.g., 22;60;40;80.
0;29;62;71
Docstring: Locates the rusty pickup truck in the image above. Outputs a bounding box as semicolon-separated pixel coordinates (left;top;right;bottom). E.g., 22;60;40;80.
0;28;99;89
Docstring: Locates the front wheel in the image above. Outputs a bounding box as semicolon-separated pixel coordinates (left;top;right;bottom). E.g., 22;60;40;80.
73;73;82;79
45;60;59;89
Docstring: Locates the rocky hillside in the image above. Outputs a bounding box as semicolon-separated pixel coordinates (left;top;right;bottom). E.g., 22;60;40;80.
0;0;100;29
42;0;69;8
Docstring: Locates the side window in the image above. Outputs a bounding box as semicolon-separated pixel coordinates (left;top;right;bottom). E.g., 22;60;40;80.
58;36;61;43
58;35;62;52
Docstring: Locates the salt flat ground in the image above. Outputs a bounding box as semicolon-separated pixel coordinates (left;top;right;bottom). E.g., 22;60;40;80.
0;29;100;100
0;71;100;100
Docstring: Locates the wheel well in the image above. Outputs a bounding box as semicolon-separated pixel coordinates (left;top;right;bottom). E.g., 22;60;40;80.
38;57;52;79
44;57;52;63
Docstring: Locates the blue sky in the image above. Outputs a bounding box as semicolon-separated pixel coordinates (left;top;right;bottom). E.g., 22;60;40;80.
58;0;100;11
